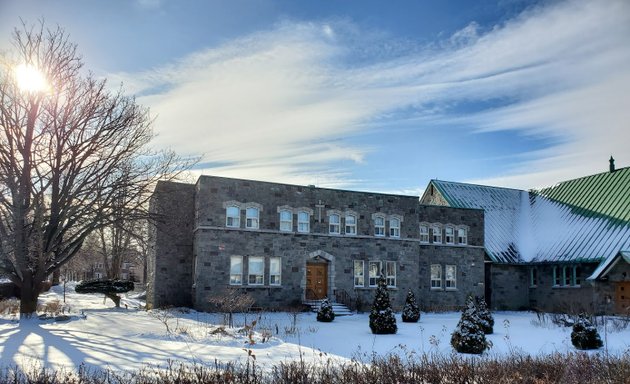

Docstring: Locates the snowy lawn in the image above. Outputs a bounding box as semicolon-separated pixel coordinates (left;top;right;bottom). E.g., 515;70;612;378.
0;283;628;374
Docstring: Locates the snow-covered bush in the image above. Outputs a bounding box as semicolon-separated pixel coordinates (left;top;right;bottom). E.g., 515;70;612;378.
369;276;397;334
316;298;335;322
451;296;491;354
401;289;420;323
475;296;494;334
571;315;603;350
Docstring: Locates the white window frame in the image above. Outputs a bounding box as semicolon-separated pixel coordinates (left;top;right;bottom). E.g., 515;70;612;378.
246;207;260;229
563;265;571;286
270;257;281;286
230;256;243;285
445;265;457;290
374;215;385;237
385;261;396;287
430;264;442;289
457;227;468;245
353;260;364;287
445;226;455;244
368;261;381;287
345;214;357;236
279;210;292;232
297;210;310;233
389;218;400;238
419;225;429;243
226;206;240;228
329;213;340;234
432;225;442;244
248;256;264;285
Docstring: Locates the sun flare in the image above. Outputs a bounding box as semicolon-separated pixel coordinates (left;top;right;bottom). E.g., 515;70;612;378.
14;63;48;93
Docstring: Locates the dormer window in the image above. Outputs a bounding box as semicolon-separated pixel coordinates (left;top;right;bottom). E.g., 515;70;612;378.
226;206;240;228
329;213;340;234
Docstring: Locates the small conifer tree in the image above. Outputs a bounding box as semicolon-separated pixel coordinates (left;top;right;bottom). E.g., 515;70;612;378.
316;298;335;322
369;275;397;334
475;296;494;334
402;289;421;323
571;314;603;350
451;296;491;354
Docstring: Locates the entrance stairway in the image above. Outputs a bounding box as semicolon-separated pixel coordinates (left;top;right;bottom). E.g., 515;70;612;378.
303;299;353;316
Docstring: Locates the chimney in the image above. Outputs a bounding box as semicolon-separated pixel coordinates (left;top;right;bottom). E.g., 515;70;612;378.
609;156;615;173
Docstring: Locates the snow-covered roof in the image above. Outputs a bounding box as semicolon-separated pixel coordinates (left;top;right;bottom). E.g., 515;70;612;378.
428;166;630;268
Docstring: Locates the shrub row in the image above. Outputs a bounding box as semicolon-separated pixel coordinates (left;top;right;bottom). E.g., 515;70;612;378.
3;352;629;384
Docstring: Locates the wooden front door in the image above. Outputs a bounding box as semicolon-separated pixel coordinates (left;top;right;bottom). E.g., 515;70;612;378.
615;282;630;314
306;264;328;300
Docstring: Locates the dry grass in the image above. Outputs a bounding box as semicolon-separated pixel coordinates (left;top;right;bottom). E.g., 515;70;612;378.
1;352;629;383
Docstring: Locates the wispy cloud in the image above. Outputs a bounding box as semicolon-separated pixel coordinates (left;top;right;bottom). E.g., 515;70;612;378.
114;0;630;190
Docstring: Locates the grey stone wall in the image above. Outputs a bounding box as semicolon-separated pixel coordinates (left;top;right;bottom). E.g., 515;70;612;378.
490;264;529;310
146;181;196;309
190;176;486;311
526;263;599;313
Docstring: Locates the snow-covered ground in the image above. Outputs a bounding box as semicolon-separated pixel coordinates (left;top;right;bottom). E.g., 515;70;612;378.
0;283;628;374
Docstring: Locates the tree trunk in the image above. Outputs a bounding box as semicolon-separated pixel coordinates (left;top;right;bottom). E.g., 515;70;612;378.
20;275;41;317
105;293;121;308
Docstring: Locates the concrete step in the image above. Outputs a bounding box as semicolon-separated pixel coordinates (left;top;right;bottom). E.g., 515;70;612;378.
304;300;353;316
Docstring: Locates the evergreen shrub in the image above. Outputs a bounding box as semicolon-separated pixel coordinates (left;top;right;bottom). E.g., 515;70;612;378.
571;315;603;350
451;296;491;354
316;298;335;322
368;276;397;334
475;296;494;334
401;289;420;323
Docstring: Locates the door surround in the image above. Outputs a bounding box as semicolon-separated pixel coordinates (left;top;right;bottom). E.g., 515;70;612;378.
301;250;336;301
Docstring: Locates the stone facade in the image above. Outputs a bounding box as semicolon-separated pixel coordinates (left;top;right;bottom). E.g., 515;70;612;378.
148;175;486;311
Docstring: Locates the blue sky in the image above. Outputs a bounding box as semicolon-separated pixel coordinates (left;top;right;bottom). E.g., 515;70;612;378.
1;0;629;195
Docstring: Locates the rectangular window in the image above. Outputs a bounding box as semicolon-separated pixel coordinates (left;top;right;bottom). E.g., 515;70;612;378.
432;226;442;243
246;207;259;229
230;256;243;285
374;216;385;237
445;265;457;290
419;225;429;243
573;266;581;286
430;264;442;289
329;214;340;234
389;218;400;238
553;266;561;286
270;257;281;285
248;256;264;285
457;228;468;245
298;211;310;233
563;266;570;286
445;227;454;244
345;214;357;235
386;261;396;287
530;267;538;287
226;206;240;228
353;260;364;287
279;210;292;232
368;261;381;287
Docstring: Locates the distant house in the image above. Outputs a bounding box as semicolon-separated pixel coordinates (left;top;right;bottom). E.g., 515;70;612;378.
420;160;630;314
146;176;486;312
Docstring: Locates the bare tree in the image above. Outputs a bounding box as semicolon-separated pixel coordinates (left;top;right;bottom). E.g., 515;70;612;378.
0;22;189;317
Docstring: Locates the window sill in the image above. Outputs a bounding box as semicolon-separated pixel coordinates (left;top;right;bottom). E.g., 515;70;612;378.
552;285;582;289
430;287;443;291
445;288;458;291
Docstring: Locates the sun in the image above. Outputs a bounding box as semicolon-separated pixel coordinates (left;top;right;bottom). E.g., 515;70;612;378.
14;63;49;93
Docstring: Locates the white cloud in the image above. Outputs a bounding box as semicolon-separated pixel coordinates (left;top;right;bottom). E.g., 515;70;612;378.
115;0;630;190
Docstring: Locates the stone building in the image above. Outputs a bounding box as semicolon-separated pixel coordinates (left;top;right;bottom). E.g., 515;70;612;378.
420;160;630;314
147;175;486;311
